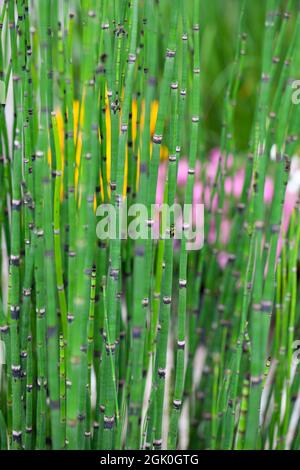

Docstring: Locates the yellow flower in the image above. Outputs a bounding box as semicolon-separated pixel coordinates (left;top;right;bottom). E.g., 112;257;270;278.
150;100;158;136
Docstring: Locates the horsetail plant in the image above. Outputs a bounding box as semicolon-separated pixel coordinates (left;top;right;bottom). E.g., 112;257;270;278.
1;0;300;452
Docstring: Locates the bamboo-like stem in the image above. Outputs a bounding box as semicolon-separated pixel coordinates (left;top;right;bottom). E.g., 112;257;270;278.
1;0;300;452
168;0;199;449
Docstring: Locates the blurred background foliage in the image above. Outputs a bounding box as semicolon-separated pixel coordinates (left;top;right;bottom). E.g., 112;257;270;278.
159;0;296;154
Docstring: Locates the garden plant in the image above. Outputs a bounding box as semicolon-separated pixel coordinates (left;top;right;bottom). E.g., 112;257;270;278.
1;0;300;451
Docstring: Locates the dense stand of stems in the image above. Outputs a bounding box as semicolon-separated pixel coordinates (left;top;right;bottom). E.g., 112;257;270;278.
0;0;300;451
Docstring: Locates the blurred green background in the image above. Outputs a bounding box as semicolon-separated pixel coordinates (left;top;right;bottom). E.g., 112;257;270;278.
158;0;295;153
69;0;297;155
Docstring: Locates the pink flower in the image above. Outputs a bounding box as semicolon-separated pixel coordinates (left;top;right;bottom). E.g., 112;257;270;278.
225;177;233;195
264;177;274;204
221;218;231;245
282;187;298;233
195;160;201;179
193;181;203;203
156;162;167;205
208;220;216;244
193;181;203;221
218;251;230;269
233;168;245;198
207;148;233;184
232;169;273;204
208;218;231;247
177;158;189;186
204;187;218;212
275;188;298;258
